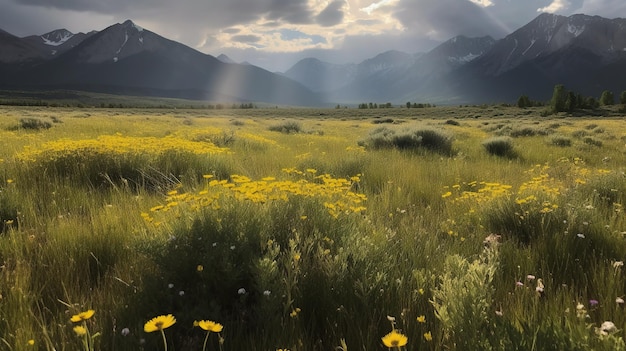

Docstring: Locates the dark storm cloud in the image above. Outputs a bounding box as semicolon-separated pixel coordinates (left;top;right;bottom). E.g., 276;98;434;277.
394;0;509;39
12;0;153;13
263;0;314;24
231;34;262;43
10;0;317;27
316;0;347;27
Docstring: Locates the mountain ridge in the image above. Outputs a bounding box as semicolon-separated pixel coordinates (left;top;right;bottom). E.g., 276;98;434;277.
0;20;322;106
1;14;626;105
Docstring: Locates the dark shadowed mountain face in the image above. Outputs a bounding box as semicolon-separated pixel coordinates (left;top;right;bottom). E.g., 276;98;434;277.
469;13;626;77
0;29;43;63
1;20;322;106
452;13;626;103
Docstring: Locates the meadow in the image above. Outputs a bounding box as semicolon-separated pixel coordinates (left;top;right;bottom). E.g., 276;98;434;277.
0;105;625;350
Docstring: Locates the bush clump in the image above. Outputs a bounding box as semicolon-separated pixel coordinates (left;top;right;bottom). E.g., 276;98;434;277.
268;121;302;134
359;127;453;155
549;135;572;147
12;118;52;130
509;125;552;137
583;136;603;147
482;137;515;157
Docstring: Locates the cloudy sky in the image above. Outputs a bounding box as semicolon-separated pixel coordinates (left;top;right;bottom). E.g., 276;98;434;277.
1;0;625;71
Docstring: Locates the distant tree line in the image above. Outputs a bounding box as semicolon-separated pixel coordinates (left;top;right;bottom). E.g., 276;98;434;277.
0;98;264;110
520;85;626;114
358;102;394;109
233;103;257;109
516;95;544;108
406;102;434;108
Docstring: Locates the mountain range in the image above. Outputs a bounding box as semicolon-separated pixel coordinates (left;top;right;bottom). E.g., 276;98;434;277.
1;13;626;105
0;20;321;106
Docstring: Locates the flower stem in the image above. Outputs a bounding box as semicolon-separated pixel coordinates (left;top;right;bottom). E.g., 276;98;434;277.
202;331;210;351
160;329;168;351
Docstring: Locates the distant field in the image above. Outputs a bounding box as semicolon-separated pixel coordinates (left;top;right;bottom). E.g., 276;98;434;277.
1;105;626;350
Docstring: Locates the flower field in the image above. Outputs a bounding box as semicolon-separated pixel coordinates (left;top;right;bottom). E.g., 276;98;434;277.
1;105;626;350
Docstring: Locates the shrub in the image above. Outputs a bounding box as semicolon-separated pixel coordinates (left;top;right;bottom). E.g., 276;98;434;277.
509;126;552;137
359;127;453;155
583;137;603;147
549;135;572;147
359;126;395;149
371;118;395;124
268;121;302;133
572;130;589;138
12;118;52;130
445;119;460;126
414;128;454;154
482;137;515;157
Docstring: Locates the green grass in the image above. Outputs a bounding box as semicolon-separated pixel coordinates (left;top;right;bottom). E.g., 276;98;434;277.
1;105;626;350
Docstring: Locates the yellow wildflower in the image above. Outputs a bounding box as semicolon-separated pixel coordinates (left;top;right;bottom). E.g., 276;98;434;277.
290;308;301;318
70;310;95;323
144;314;176;332
416;315;426;323
196;320;223;332
424;331;433;341
381;330;408;348
73;326;87;336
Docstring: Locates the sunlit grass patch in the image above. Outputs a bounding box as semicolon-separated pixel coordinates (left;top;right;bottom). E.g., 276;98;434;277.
14;134;231;189
3;107;626;350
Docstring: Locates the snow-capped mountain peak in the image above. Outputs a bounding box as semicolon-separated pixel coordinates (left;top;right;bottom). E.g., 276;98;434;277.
40;29;74;46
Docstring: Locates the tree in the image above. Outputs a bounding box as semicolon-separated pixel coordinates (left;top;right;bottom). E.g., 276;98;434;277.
406;102;411;108
517;95;531;108
586;97;599;109
564;91;577;112
600;90;614;106
550;84;567;113
620;91;626;105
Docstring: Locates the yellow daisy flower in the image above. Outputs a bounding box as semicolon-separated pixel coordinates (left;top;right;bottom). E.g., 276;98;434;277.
144;314;176;333
73;326;87;336
196;320;223;333
381;329;408;348
70;310;95;323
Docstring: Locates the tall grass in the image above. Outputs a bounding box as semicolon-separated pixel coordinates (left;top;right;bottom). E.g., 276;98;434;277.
1;106;626;350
